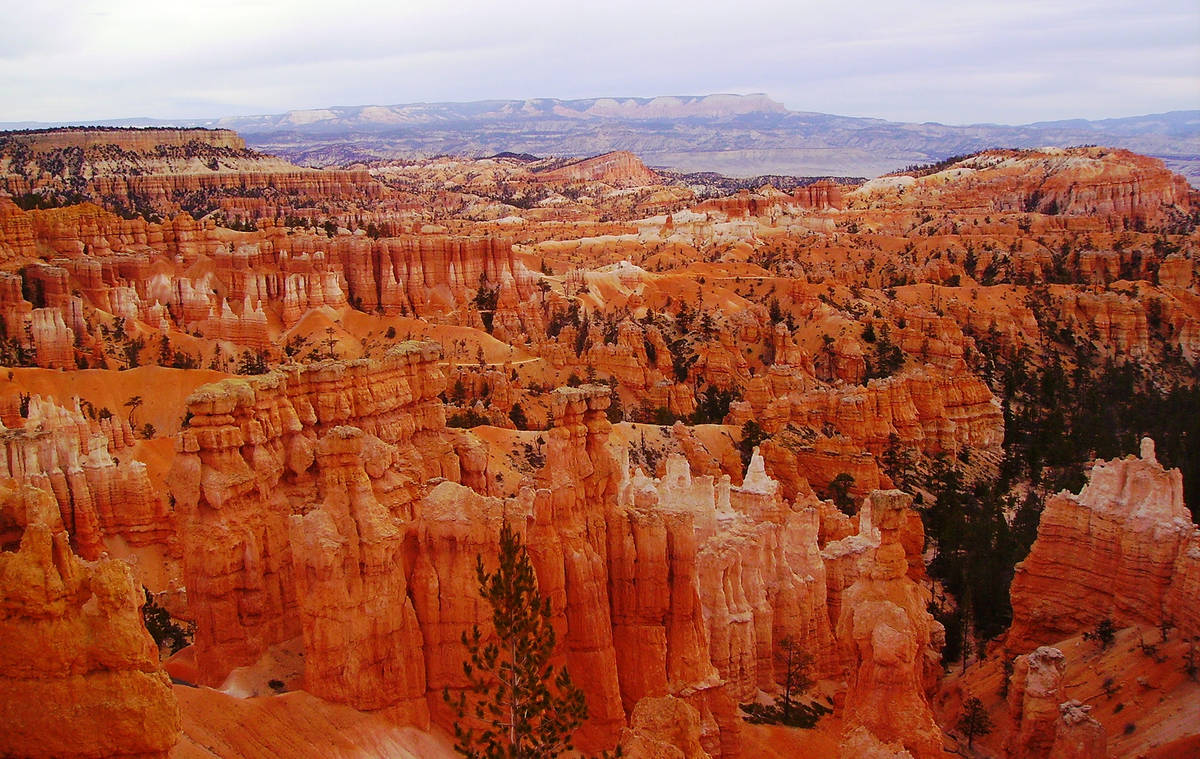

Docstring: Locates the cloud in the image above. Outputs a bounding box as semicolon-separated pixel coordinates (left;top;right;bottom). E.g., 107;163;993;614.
0;0;1196;123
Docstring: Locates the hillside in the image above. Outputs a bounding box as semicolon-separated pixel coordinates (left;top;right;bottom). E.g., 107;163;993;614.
5;95;1196;183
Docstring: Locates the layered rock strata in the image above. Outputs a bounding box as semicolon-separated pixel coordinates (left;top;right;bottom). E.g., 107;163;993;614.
1007;438;1200;651
1005;646;1067;759
834;490;944;758
0;483;180;758
170;341;455;682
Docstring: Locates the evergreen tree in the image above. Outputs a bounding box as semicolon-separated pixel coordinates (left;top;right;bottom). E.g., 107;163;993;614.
777;636;814;721
445;522;589;759
508;403;528;431
823;472;857;515
957;696;993;750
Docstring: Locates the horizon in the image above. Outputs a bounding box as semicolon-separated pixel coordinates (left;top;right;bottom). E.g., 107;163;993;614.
3;0;1198;125
2;92;1197;132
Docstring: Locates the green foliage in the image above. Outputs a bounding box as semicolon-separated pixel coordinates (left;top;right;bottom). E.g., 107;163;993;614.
643;337;657;365
956;696;993;749
235;349;269;375
669;339;696;383
650;407;679;426
444;522;590;759
738;419;768;468
922;457;1020;646
739;639;825;728
691;385;737;425
1083;618;1117;649
450;378;468;405
768;297;784;325
822;473;856;515
448;408;490;428
864;324;904;380
142;588;191;655
508;403;528;431
606;385;624;424
988;334;1200;518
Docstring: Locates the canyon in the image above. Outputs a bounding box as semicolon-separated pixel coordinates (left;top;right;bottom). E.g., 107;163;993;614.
0;127;1197;758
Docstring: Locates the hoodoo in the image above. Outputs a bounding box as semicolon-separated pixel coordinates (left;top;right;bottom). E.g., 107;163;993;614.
0;120;1196;758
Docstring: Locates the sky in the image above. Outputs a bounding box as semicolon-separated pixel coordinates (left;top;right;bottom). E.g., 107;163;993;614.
2;0;1198;125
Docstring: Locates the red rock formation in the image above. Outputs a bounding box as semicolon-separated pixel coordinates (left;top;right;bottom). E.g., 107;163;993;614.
837;726;917;759
6;127;245;152
288;426;428;722
0;483;180;758
0;395;170;559
1007;438;1200;651
1005;646;1067;759
537;151;661;188
534;386;634;750
783;363;1002;457
835;490;943;759
1050;701;1107;759
695;182;846;218
170;342;455;682
29;307;75;368
619;695;713;759
608;464;735;754
849;147;1192;228
0;197;38;259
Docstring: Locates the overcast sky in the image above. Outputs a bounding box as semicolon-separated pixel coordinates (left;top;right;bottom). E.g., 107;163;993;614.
2;0;1198;125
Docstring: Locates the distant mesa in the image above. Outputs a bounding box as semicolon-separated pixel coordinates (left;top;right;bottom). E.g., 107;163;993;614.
7;93;1196;183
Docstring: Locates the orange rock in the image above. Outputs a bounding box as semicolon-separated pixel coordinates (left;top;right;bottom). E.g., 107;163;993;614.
1005;646;1067;759
0;483;180;758
1007;438;1200;651
618;695;713;759
835;490;944;759
288;426;428;721
1049;701;1107;759
170;342;455;684
537;151;662;188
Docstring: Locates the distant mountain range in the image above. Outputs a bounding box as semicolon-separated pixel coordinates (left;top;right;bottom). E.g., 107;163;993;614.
5;94;1198;184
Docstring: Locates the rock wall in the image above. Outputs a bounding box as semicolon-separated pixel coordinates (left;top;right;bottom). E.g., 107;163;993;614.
169;341;455;681
618;695;713;759
1049;701;1107;759
848;147;1192;228
536;151;661;188
288;426;428;722
1007;438;1200;651
0;395;167;559
0;483;180;758
1005;646;1067;759
3;127;246;152
834;490;944;759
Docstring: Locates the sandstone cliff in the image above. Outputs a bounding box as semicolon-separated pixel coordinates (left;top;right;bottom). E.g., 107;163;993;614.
1007;438;1200;651
834;490;944;759
0;483;180;758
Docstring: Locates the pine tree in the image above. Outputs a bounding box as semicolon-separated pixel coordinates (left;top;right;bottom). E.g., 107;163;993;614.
957;696;993;750
508;403;528;431
445;521;589;759
777;636;814;721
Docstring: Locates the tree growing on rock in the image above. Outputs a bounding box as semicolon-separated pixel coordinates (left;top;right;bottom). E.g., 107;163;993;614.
777;636;815;721
444;521;590;759
823;472;857;515
957;696;993;750
739;637;827;728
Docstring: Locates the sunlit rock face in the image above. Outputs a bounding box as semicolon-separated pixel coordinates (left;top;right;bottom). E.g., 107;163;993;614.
1007;438;1200;652
834;490;944;759
1005;646;1067;759
0;483;180;758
